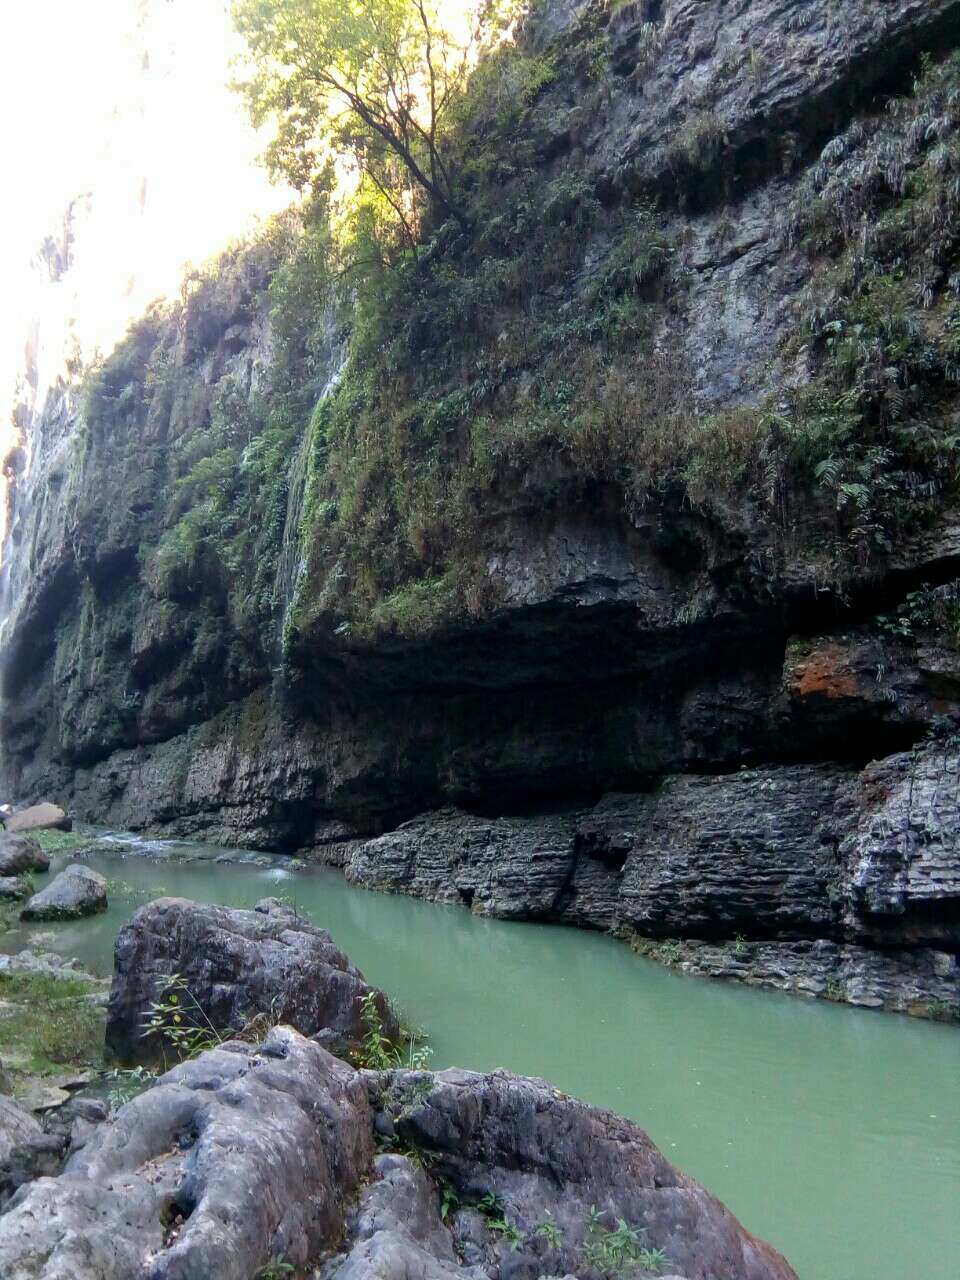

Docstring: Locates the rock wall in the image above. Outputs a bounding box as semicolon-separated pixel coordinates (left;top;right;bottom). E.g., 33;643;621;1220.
2;0;960;1017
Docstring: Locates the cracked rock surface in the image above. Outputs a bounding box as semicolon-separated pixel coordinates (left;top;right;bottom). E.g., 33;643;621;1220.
0;1028;797;1280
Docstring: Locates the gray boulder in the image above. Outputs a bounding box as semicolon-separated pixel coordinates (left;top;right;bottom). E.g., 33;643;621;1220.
0;832;50;876
105;896;398;1066
20;864;107;922
0;1095;42;1168
0;1028;374;1280
0;1095;65;1209
0;1029;797;1280
3;803;71;834
0;877;30;901
371;1067;797;1280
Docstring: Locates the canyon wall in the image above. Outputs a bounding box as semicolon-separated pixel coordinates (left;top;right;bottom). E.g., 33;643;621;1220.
3;0;960;1015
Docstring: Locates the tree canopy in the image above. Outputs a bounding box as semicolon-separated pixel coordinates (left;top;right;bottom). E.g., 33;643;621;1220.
232;0;489;245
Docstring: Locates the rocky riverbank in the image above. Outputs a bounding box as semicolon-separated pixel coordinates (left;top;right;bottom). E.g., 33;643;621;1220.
0;897;798;1280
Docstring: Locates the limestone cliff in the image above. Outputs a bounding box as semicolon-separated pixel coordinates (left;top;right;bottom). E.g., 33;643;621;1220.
2;0;960;1017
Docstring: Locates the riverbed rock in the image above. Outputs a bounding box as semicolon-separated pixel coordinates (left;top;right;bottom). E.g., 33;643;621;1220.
0;877;30;901
105;896;399;1066
0;832;50;876
3;803;71;834
20;864;107;922
0;1095;112;1209
345;766;856;938
629;936;960;1020
0;1027;797;1280
0;948;107;985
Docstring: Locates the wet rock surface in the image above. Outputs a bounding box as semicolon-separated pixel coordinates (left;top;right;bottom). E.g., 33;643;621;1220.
105;896;398;1066
0;1027;797;1280
20;863;107;922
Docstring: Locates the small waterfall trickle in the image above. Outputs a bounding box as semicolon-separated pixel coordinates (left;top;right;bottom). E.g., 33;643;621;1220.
274;347;345;660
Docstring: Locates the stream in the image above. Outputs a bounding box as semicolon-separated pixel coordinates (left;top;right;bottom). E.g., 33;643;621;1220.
3;831;958;1280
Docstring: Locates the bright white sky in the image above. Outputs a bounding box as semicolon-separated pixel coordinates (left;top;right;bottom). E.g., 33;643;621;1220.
0;0;288;475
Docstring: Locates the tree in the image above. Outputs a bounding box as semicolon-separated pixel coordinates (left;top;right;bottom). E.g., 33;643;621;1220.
232;0;482;243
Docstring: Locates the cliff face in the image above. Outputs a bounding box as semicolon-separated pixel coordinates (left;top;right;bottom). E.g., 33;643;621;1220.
3;0;960;1016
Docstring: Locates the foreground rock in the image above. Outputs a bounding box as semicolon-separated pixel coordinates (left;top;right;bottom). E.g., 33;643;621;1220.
0;1092;103;1210
20;864;107;922
105;896;398;1066
0;1027;797;1280
0;833;50;876
3;803;70;835
0;1096;42;1171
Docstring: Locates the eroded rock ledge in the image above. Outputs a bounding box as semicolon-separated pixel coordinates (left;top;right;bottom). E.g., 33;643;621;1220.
339;737;960;1020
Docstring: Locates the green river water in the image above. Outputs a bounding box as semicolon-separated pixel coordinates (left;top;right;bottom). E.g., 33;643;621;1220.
4;833;958;1280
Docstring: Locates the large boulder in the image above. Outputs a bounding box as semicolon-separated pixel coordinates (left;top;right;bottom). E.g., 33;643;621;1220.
0;1029;374;1280
19;864;107;922
105;896;399;1066
0;833;50;876
0;1028;797;1280
3;803;71;834
357;1067;798;1280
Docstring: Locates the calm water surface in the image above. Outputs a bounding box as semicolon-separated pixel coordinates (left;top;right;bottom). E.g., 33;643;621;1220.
4;832;958;1280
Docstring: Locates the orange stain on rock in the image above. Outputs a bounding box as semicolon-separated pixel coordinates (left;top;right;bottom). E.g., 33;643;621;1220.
790;645;860;701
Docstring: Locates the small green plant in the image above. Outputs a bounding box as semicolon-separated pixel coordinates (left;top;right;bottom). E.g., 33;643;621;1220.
535;1214;563;1250
478;1192;526;1251
256;1260;295;1280
637;1246;670;1273
926;998;958;1022
581;1207;668;1275
439;1181;461;1222
15;872;36;898
140;973;233;1066
105;1065;156;1109
354;991;433;1070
